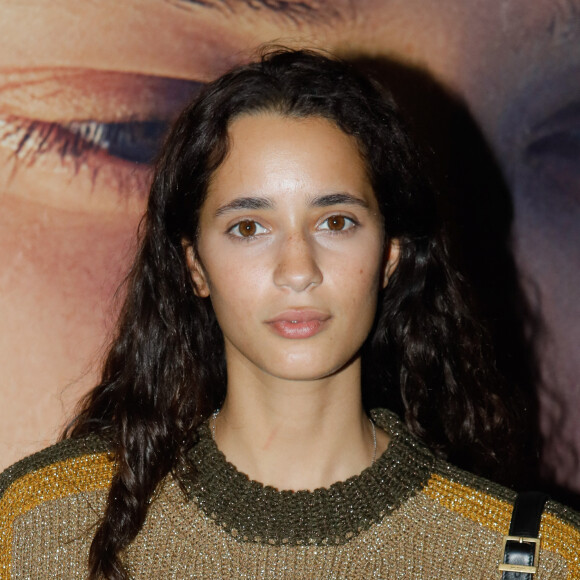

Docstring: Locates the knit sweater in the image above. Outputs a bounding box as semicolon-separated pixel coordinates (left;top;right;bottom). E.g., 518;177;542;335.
1;409;578;579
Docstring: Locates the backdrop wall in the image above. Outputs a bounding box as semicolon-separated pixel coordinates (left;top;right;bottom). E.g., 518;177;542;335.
0;0;578;495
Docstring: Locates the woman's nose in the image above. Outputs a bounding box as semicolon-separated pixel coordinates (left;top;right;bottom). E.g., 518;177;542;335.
273;232;323;292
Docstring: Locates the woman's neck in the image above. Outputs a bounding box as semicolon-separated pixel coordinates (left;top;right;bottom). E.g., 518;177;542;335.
212;366;389;491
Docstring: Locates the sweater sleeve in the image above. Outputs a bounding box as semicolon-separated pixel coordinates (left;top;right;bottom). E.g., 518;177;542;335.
0;436;114;579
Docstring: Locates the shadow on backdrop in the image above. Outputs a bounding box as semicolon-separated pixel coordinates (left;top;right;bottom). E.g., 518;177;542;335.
350;56;578;506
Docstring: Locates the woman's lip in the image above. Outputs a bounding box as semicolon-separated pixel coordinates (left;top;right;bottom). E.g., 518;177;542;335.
267;319;329;339
266;310;331;324
265;311;331;339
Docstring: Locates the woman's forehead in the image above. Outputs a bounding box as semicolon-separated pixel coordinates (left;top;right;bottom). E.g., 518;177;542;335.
203;114;376;208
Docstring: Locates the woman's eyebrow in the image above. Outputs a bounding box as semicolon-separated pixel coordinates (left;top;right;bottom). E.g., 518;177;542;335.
214;193;369;216
309;193;370;209
174;0;345;24
215;196;274;217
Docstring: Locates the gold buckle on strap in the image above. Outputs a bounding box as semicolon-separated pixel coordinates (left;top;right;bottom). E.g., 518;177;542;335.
498;535;541;574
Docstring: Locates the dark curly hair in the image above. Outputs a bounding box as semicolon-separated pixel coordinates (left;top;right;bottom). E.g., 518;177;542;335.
66;48;523;579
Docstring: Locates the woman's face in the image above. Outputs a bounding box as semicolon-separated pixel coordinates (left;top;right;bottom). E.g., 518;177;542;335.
187;114;398;384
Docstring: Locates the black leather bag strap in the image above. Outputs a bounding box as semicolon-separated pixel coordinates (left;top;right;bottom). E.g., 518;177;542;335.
499;491;549;580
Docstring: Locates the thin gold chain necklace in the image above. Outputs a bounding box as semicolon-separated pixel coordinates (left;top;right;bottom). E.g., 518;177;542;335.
210;410;377;466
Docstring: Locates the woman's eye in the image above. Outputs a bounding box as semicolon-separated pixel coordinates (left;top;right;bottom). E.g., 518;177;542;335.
229;220;268;238
319;215;357;232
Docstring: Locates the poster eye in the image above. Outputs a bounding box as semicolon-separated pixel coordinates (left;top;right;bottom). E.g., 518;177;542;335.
65;120;171;164
524;101;580;196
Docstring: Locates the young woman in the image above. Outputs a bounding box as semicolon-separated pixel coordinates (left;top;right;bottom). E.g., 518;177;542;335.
0;49;578;579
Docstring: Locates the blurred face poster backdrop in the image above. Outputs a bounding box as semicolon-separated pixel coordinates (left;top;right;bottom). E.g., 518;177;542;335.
0;1;578;493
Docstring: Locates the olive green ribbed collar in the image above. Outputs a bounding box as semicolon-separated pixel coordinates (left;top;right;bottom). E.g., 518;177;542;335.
180;409;435;546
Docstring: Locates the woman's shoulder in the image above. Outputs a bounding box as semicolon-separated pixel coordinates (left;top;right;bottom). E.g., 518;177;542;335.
375;408;580;573
0;435;115;575
429;458;579;532
424;459;580;574
0;433;115;522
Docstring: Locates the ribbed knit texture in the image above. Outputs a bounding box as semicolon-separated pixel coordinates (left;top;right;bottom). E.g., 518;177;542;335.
1;410;579;578
179;409;435;546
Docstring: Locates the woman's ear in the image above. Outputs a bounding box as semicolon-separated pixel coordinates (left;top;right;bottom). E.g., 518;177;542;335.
182;241;210;298
382;239;401;288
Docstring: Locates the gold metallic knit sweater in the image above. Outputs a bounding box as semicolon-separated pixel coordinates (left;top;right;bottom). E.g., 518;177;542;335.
1;409;579;579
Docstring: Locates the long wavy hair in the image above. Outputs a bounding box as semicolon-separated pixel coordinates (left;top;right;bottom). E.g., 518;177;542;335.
66;48;525;579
